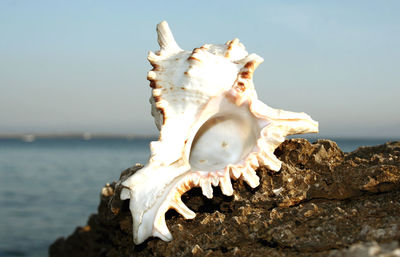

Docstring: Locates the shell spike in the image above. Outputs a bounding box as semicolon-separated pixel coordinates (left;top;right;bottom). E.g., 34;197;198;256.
229;166;242;180
200;178;213;199
147;51;162;63
147;71;157;80
156;21;182;54
152;216;173;242
220;169;234;196
241;53;264;71
225;38;240;46
171;198;196;219
242;167;260;188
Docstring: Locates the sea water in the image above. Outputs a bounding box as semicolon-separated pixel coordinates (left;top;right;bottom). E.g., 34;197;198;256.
0;137;396;257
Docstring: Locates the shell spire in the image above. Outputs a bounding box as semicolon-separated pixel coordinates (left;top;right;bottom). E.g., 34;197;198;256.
156;21;182;54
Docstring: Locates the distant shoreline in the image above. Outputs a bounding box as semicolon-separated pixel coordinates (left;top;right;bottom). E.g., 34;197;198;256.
0;133;157;141
0;133;398;142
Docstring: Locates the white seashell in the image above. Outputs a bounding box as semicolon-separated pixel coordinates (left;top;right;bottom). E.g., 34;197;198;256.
121;21;319;244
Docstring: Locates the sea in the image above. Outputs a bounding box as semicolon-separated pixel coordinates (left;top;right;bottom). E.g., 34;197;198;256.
0;136;398;257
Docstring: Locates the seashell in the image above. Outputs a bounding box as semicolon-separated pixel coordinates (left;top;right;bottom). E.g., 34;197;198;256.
121;21;319;244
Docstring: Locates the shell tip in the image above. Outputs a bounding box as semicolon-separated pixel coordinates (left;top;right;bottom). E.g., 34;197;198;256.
153;222;173;242
156;21;182;54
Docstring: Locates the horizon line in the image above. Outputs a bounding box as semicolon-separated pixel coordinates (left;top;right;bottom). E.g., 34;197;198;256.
0;132;156;140
0;132;398;141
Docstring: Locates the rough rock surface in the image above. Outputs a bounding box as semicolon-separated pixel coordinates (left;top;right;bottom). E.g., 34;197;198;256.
49;139;400;257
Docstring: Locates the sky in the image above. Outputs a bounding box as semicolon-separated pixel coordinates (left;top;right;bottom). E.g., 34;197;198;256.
0;1;399;138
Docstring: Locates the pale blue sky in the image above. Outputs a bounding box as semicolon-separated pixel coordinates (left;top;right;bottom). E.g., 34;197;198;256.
0;1;399;137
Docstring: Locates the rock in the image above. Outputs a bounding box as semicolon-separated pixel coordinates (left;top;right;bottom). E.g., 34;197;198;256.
49;139;400;257
328;241;400;257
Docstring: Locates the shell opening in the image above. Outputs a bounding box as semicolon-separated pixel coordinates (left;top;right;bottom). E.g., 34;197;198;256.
189;101;261;171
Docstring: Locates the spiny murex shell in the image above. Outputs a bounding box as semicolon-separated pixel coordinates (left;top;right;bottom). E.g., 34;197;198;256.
121;21;319;244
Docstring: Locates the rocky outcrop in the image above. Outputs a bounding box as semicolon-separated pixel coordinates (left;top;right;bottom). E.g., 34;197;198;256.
49;139;400;257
